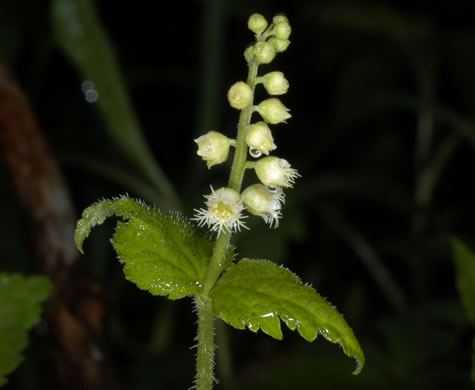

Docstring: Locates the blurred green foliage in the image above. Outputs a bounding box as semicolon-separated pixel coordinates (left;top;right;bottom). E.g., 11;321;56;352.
0;273;51;386
452;239;475;384
1;0;475;388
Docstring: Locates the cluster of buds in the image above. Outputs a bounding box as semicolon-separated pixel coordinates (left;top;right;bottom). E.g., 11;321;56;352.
193;13;299;236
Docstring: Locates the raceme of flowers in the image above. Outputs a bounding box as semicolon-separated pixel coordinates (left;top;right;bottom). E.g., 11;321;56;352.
193;13;299;236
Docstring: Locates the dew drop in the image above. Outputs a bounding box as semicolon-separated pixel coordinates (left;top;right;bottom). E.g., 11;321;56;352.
260;312;274;318
81;80;99;103
249;148;262;158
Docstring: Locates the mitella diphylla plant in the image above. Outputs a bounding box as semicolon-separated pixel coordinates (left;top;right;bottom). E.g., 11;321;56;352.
74;13;365;390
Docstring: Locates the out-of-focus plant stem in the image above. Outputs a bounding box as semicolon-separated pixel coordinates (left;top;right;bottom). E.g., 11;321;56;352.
51;0;180;210
316;203;406;311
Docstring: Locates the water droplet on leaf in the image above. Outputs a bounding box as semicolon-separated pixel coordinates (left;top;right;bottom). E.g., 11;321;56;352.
81;80;99;103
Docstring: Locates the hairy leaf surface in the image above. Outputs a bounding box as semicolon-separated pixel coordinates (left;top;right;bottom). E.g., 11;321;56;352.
0;273;51;386
210;259;365;374
75;196;220;299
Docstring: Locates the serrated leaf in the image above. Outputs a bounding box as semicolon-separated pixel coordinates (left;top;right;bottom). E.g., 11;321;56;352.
0;273;51;386
210;259;365;374
452;238;475;324
74;196;222;299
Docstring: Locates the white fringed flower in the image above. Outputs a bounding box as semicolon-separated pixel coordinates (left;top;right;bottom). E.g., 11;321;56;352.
255;156;300;188
192;187;247;236
241;184;285;228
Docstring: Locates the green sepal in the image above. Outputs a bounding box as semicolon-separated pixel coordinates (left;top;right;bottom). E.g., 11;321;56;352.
74;196;227;299
0;273;51;386
210;259;365;374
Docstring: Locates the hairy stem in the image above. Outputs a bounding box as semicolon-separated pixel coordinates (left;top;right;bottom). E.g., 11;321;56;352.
195;295;216;390
195;57;260;390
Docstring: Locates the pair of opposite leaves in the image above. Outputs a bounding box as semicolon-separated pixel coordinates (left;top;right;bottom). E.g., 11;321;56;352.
75;196;365;374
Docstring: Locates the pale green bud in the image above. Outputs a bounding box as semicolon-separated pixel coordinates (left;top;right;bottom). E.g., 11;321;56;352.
254;98;291;124
244;45;254;63
227;81;253;110
241;183;285;228
245;121;276;155
248;13;268;34
255;156;300;188
273;14;289;24
268;37;290;53
195;131;232;169
261;71;289;95
274;22;291;40
253;42;276;64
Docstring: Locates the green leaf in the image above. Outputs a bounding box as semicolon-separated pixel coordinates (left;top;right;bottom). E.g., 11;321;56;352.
452;238;475;325
75;196;221;299
0;273;51;386
210;259;365;374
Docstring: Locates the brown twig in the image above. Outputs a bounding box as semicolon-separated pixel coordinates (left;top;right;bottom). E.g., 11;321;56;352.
0;60;119;390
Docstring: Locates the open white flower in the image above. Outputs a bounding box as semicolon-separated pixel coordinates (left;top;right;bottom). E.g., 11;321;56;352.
241;184;285;228
255;156;300;188
192;187;247;236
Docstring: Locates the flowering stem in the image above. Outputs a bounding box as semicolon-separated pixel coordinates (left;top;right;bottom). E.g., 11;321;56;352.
195;57;260;390
229;58;259;191
200;58;259;296
195;295;216;390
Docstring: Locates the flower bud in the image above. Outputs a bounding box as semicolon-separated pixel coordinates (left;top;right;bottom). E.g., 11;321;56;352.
273;14;289;24
195;131;232;169
254;98;291;124
268;37;290;53
261;71;289;95
274;22;291;40
255;156;300;188
245;121;276;155
253;42;276;64
227;81;253;110
244;45;254;63
248;13;268;34
242;183;285;228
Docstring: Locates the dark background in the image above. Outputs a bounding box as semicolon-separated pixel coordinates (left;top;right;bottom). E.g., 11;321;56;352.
1;0;475;388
